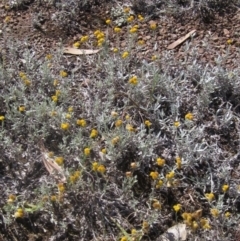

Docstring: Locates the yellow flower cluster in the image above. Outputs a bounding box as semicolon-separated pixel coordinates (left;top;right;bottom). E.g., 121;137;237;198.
19;71;31;86
14;208;24;218
84;147;91;156
114;27;121;33
173;204;181;212
55;156;64;166
58;183;65;193
0;115;5;121
185;112;194;121
126;124;135;132
94;30;105;47
127;15;134;22
129;76;138;85
176;156;181;169
111;136;120;145
144;120;152;127
166;171;174;180
222;184;229;193
61;122;70;130
76;119;87;127
115;119;123;127
92;162;106;173
7;194;16;203
150;171;159;180
90;128;98;138
138;14;144;21
182;209;202;229
156;157;165;167
69;170;81;183
60;70;68;78
205;192;215;202
18;106;25;112
122;51;129;59
152;199;161;209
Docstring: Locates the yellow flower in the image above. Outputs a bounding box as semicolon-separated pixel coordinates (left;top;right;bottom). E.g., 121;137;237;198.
122;51;129;59
23;79;31;86
150;23;157;30
176;156;182;169
125;114;130;120
225;211;231;218
111;111;118;117
48;152;54;158
145;120;152;127
84;147;91;156
222;184;229;193
129;27;138;33
92;162;99;171
58;183;65;193
73;41;80;48
76;119;86;127
96;32;105;39
61;122;70;130
142;220;149;233
152;199;161;209
166;171;174;180
55;156;64;166
182;212;193;226
114;27;121;33
97;164;106;173
115;119;123;127
18;106;25;112
97;37;105;46
68;106;73;113
120;236;128;241
90;128;98;138
200;218;211;229
60;70;68;78
174;121;180;127
7;194;16;203
80;35;89;42
127;15;134;22
173;204;181;212
14;208;24;218
113;48;118;53
4;16;11;23
227;39;233;45
129;76;138;85
185;112;194;121
65;113;71;119
123;7;131;13
45;54;53;60
151;55;157;61
105;19;111;25
138;14;144;21
137;40;145;45
205;192;215;202
53;79;59;86
156;179;163;188
0;115;5;121
192;221;198;231
111;136;120;145
156;157;165;167
50;195;57;202
55;89;61;96
101;148;107;154
19;71;27;78
150;171;159;180
210;208;219;218
94;30;101;36
126;124;135;132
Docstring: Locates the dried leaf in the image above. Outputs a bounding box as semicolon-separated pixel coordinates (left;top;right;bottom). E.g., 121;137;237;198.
167;30;196;50
159;223;187;241
64;47;100;55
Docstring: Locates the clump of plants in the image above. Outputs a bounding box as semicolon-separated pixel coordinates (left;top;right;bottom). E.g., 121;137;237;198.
0;2;240;241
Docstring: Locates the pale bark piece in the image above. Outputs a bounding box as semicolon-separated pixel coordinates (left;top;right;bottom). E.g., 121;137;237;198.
167;30;196;50
64;47;100;55
158;223;187;241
